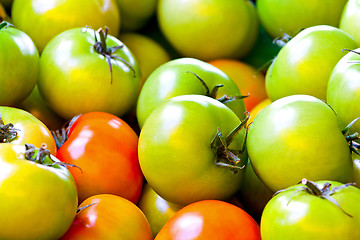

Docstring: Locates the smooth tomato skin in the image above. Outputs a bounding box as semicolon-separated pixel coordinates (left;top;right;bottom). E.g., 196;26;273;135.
38;27;141;120
138;183;182;237
61;194;153;240
155;200;261;240
0;106;57;155
11;0;120;52
353;152;360;187
248;98;271;124
340;0;360;46
56;112;143;204
136;58;246;128
266;25;357;101
0;144;78;240
247;95;353;192
157;0;258;61
326;48;360;134
139;95;247;206
257;0;348;38
0;24;39;106
119;32;171;87
261;181;360;240
208;59;267;111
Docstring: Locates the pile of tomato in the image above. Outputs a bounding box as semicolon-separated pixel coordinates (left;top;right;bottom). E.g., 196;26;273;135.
1;0;360;239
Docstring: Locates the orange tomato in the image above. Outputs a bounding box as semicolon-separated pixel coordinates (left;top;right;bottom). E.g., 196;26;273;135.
209;59;267;111
155;200;261;240
61;194;153;240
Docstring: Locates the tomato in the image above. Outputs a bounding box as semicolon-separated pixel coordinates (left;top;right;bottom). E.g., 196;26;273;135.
208;59;267;111
0;22;39;106
136;57;246;128
0;143;78;240
340;0;360;46
0;3;7;20
266;25;357;101
56;111;143;204
256;0;347;38
138;183;182;237
11;0;120;52
326;48;360;135
0;106;57;155
119;32;171;87
157;0;258;61
261;179;360;239
17;85;66;130
353;152;360;187
61;194;153;240
247;95;353;192
155;200;261;240
139;95;248;206
38;27;141;120
115;0;157;31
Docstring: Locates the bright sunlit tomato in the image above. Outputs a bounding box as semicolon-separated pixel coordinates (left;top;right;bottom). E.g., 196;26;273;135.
0;143;78;240
61;194;153;240
155;200;261;240
11;0;120;52
56;112;143;204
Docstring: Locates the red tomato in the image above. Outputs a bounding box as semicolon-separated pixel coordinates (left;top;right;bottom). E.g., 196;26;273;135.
56;112;143;204
60;194;153;240
155;200;261;240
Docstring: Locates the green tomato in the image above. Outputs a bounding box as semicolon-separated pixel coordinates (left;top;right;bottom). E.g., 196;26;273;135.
157;0;258;61
0;143;78;240
257;0;348;38
340;0;360;46
139;95;248;206
266;25;357;101
11;0;120;52
261;179;360;239
136;57;246;128
327;48;360;134
115;0;156;31
247;95;353;192
138;183;182;237
119;33;171;87
0;23;39;106
38;27;141;120
353;152;360;188
0;106;57;155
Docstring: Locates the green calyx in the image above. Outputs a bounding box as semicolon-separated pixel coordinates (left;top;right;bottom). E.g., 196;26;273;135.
186;71;248;104
342;117;360;155
211;112;249;174
0;114;19;143
92;27;135;84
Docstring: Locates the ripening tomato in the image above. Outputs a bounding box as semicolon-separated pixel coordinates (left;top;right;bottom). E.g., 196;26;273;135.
340;0;360;46
61;194;153;240
261;179;360;240
136;58;246;128
266;25;357;101
0;106;57;155
0;22;39;106
139;95;248;206
247;95;353;192
11;0;120;52
38;27;141;120
56;112;143;204
157;0;258;61
0;143;78;240
155;200;261;240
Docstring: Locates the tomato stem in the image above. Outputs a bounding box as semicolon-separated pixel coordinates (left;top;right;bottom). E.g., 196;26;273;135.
0;21;10;30
211;112;249;173
301;178;354;218
93;27;136;84
0;114;19;143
